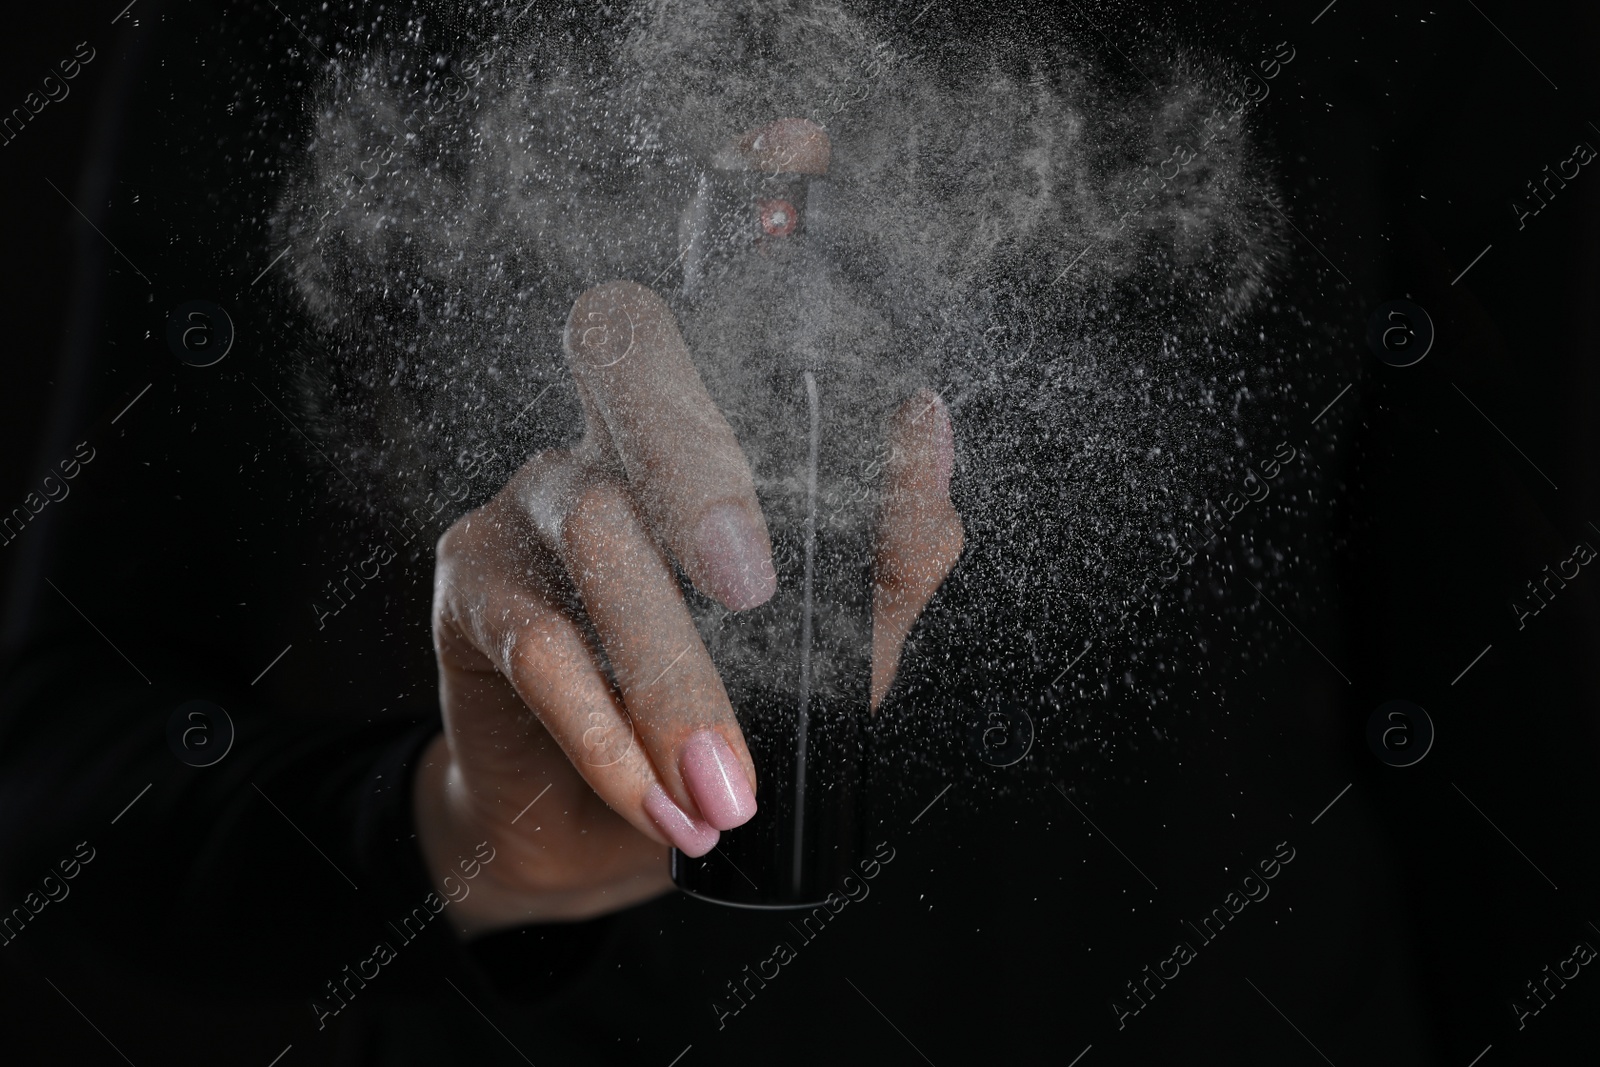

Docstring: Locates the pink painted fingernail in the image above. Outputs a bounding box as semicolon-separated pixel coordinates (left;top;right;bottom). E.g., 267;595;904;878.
694;504;777;610
680;729;758;830
644;784;720;857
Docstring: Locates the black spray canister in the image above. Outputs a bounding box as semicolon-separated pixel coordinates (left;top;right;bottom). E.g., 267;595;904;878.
671;366;873;908
664;151;903;907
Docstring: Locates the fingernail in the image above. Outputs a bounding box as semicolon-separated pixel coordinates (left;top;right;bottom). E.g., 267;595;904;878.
644;784;720;857
930;394;954;493
680;729;758;830
694;504;777;610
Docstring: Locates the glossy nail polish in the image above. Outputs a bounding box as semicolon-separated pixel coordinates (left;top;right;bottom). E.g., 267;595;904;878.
694;504;778;611
644;784;720;857
680;729;758;830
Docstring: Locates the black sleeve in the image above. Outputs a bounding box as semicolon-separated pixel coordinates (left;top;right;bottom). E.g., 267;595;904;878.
0;632;616;1031
0;635;439;994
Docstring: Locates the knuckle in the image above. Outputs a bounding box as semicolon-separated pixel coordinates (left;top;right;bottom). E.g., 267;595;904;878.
434;513;474;564
513;449;586;545
561;477;634;552
432;509;494;596
432;526;468;607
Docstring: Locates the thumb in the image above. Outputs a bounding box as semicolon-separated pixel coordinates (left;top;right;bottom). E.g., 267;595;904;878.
871;389;964;710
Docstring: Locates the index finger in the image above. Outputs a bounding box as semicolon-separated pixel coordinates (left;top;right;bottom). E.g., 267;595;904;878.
564;280;776;611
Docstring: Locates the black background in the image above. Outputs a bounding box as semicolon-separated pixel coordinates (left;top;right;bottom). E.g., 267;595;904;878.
3;1;1599;1064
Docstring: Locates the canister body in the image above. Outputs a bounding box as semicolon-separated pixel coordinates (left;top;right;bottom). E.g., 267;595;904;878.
671;369;874;907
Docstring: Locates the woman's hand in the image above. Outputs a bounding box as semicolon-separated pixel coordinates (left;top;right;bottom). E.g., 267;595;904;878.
412;122;963;938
